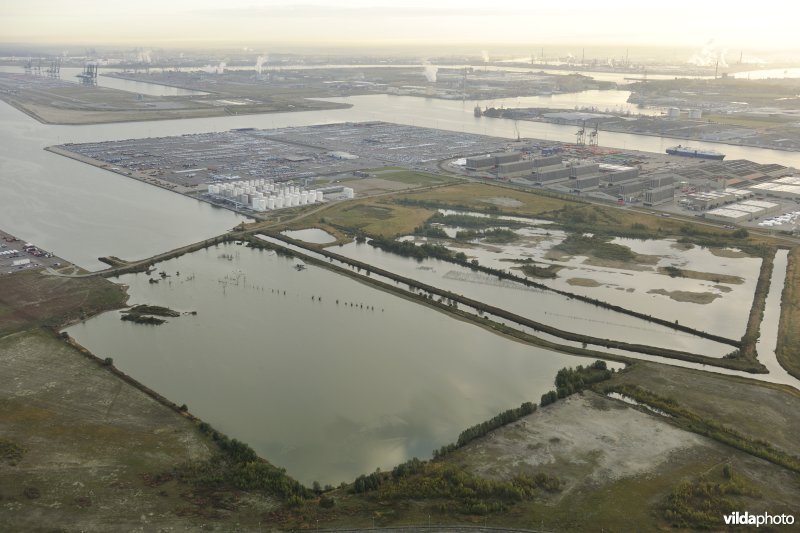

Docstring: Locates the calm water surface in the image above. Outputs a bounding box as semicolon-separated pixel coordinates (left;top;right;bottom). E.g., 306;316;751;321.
65;243;619;485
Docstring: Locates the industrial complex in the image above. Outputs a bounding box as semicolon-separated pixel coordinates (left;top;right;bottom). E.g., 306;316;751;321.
53;120;799;232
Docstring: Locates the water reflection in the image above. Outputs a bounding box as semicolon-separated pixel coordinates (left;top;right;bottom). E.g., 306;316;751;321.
65;243;618;484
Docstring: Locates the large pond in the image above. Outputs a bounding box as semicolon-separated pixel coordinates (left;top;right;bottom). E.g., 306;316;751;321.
330;240;734;357
65;243;619;485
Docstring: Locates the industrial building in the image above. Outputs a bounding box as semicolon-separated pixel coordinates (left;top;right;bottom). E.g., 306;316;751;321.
533;166;571;184
533;155;563;168
465;151;523;172
572;175;600;192
705;199;780;223
647;174;676;189
599;164;640;184
570;162;600;178
685;191;736;210
496;160;535;178
748;179;800;200
644;185;675;206
465;154;495;170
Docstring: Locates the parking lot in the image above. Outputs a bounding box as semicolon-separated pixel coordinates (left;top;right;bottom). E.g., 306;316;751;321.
0;231;63;275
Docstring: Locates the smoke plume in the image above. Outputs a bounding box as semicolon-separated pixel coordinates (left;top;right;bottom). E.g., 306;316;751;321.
423;63;438;83
688;39;728;67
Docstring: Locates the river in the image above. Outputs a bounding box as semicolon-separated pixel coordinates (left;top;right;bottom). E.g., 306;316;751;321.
1;79;798;270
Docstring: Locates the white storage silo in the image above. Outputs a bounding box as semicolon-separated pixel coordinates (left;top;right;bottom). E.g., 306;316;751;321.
688;109;702;119
344;187;355;199
267;197;275;210
316;191;324;202
301;192;308;204
667;107;680;118
276;196;285;208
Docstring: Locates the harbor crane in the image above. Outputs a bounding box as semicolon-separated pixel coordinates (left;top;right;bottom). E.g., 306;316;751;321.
575;120;586;146
588;123;599;147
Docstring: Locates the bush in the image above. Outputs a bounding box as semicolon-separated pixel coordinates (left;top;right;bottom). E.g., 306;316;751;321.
319;495;335;508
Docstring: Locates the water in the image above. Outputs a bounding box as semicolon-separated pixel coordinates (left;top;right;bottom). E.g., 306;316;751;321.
64;243;618;485
733;67;800;80
434;225;762;340
0;104;248;271
1;83;798;270
755;250;798;387
0;66;207;96
261;234;800;388
329;240;732;357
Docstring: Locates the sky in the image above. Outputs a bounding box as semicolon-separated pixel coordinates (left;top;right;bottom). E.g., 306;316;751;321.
1;0;799;51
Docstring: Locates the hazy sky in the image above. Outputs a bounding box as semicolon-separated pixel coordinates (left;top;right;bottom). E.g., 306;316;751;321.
1;0;798;50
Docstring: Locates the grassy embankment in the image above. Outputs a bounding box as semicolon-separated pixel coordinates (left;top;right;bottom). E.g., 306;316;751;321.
776;247;800;379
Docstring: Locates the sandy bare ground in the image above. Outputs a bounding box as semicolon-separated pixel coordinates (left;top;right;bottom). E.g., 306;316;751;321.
455;393;704;497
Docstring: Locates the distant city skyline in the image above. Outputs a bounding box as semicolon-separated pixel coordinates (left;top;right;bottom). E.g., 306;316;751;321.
1;0;797;54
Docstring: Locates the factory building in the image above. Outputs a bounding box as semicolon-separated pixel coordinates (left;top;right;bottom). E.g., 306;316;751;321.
465;151;522;171
496;160;535;178
607;180;647;199
740;200;781;216
533;155;563;168
465;154;495;170
570;162;600;178
647;174;676;189
494;152;522;165
572;176;600;192
704;208;752;223
748;180;800;200
686;191;736;210
644;185;675;206
705;200;780;222
600;164;640;184
533;166;571;185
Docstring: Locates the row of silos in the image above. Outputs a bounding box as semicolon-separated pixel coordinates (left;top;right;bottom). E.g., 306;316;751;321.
206;179;324;212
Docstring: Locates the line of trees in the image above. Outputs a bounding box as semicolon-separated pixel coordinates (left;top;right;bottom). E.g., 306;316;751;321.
175;423;312;505
541;360;613;406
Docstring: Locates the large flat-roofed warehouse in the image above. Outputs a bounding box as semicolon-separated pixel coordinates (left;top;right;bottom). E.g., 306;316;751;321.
686;191;736;210
705;208;753;223
706;199;780;222
644;184;675;206
533;166;571;184
600;164;639;184
496;160;535;178
465;154;495;170
749;178;800;200
465;151;522;171
570;162;600;177
572;175;600;191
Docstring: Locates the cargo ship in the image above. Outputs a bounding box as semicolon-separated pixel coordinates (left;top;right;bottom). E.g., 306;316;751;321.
666;145;725;160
